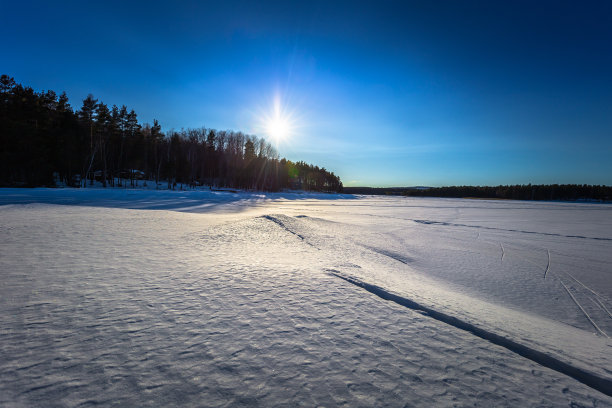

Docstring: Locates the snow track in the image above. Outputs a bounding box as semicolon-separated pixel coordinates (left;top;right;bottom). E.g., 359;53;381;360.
557;279;608;338
464;236;612;337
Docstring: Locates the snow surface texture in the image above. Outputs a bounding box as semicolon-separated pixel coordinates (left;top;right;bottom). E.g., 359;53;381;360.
1;188;611;407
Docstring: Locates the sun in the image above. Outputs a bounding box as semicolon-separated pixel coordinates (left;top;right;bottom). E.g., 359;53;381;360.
259;94;295;145
267;116;290;141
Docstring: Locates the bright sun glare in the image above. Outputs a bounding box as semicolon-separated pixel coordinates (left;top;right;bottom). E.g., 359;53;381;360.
263;94;294;144
267;117;289;141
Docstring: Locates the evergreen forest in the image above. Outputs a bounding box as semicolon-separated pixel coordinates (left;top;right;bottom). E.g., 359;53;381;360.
0;75;343;192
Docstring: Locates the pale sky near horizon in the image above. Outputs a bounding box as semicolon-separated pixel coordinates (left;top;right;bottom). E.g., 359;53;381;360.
3;0;611;186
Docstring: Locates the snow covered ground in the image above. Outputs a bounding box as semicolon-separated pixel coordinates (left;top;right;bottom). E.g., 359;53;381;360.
1;188;611;407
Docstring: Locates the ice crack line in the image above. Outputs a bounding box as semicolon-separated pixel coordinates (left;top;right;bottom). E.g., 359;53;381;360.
413;219;612;241
328;270;612;398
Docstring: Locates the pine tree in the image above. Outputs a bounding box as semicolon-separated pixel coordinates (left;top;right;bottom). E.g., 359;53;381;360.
95;102;111;187
151;119;164;188
79;94;98;186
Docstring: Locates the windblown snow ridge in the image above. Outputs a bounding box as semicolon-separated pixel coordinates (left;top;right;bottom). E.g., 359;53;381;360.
328;270;612;398
358;244;412;265
261;215;317;248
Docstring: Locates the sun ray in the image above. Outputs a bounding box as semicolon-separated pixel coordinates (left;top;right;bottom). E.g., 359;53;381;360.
258;93;297;146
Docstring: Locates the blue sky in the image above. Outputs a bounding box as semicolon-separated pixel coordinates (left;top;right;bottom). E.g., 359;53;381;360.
3;0;611;186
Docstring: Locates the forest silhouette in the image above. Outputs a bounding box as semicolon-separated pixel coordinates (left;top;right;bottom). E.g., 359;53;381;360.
0;75;343;192
343;185;611;202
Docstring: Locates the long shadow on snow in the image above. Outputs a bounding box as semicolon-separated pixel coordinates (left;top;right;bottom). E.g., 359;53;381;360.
0;188;356;213
328;270;612;398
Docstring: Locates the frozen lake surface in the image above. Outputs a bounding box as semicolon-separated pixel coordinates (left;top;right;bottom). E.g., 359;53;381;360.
1;188;611;406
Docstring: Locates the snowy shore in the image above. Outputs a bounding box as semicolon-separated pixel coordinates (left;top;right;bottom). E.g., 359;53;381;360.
1;188;611;406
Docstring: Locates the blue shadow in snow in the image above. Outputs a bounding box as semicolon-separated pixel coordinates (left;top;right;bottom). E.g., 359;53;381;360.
0;188;356;213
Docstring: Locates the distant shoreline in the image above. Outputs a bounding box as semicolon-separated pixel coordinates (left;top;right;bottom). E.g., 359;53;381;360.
343;185;612;202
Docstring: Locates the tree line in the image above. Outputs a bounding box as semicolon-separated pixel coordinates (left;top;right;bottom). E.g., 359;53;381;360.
343;185;611;202
0;75;342;192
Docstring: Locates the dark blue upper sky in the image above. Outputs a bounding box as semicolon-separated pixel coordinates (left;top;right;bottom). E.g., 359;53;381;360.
3;0;611;186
